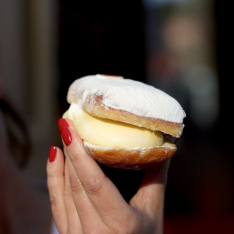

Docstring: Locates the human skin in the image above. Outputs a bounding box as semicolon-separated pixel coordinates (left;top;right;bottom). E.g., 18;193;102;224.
47;118;170;234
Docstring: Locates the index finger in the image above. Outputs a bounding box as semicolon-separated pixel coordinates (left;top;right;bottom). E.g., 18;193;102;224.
59;119;134;228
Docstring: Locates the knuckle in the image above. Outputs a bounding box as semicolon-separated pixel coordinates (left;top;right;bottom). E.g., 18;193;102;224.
83;175;105;195
47;176;63;197
63;182;72;196
69;175;83;193
65;147;78;162
113;220;130;234
46;168;55;179
49;192;59;207
113;213;141;234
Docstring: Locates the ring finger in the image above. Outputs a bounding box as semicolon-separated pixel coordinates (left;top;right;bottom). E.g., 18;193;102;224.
64;157;83;233
65;152;109;233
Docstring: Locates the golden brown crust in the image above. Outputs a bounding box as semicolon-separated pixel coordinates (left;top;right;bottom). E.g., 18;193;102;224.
84;141;176;169
81;94;183;137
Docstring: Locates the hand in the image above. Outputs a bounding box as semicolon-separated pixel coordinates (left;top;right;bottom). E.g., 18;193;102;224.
47;119;170;234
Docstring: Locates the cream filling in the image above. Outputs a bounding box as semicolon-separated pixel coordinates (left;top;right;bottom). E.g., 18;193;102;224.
63;103;163;148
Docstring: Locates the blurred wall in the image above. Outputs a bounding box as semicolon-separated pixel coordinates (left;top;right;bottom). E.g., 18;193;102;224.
0;0;28;115
0;0;60;180
141;0;234;233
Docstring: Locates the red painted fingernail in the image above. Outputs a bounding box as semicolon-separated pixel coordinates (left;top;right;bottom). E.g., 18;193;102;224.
49;146;57;162
58;118;69;133
61;127;72;146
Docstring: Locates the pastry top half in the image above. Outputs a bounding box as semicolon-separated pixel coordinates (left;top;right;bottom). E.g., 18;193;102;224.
67;74;186;138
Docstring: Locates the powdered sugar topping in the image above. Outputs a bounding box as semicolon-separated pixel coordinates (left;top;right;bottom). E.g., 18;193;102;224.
68;74;186;123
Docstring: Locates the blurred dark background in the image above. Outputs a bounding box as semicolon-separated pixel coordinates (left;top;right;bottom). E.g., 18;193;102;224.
0;0;233;233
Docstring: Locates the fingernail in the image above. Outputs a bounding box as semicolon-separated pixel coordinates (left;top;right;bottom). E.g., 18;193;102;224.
61;127;72;146
58;118;69;133
49;146;57;162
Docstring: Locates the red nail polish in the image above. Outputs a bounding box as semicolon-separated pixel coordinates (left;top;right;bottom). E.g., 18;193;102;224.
58;118;69;133
61;127;72;146
49;146;57;162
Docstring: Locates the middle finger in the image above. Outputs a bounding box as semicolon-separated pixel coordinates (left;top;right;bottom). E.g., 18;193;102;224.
64;159;82;233
66;155;109;233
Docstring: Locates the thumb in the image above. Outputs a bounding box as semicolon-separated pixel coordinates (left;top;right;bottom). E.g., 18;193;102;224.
130;159;170;217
